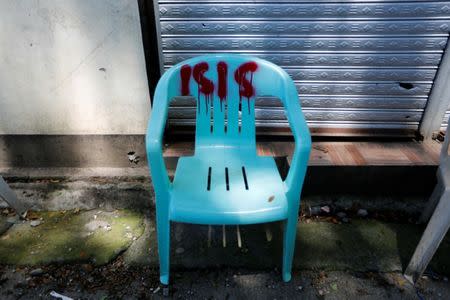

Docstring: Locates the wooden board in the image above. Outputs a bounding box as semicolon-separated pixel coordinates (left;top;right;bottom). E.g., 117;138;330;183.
163;140;441;167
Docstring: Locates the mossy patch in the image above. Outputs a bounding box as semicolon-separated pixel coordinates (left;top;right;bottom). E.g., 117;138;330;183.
0;210;144;265
295;220;450;274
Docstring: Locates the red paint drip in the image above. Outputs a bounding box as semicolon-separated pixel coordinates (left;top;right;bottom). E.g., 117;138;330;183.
180;64;192;96
193;62;215;113
234;61;258;113
217;61;228;111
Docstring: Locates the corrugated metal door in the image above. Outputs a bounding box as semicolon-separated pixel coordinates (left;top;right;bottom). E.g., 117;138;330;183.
154;0;450;136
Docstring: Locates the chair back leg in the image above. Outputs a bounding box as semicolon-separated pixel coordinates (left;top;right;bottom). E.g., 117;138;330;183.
419;177;444;224
404;189;450;283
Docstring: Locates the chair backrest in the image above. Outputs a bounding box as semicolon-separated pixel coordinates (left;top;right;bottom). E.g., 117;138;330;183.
160;55;295;150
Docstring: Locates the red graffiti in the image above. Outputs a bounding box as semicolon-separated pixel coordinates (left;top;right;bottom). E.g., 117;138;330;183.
193;62;215;112
217;61;228;104
180;64;192;96
178;61;258;114
193;62;214;96
234;62;258;100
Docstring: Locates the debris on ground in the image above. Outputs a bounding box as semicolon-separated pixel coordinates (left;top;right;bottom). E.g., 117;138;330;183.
307;204;335;216
336;212;346;219
357;209;368;217
320;206;331;214
50;290;73;300
0;263;449;299
29;268;44;276
24;210;40;220
153;286;161;294
30;220;42;227
308;206;321;216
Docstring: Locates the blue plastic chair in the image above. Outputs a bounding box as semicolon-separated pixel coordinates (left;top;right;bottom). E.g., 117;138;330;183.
146;55;311;284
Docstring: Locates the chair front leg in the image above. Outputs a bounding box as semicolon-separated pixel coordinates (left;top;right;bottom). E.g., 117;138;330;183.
156;199;171;285
282;203;300;282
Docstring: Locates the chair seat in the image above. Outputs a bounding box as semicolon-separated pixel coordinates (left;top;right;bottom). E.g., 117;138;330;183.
170;149;288;225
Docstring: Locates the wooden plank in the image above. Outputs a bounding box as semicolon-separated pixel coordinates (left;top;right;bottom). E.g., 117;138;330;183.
323;143;345;166
357;143;411;165
422;141;442;164
400;143;436;165
310;143;333;166
345;144;367;166
163;141;440;167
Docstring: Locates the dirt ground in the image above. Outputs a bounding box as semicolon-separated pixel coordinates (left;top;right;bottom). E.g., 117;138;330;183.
1;186;449;299
1;257;449;300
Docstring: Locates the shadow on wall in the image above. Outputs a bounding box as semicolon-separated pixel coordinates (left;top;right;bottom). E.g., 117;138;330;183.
0;135;147;168
0;0;150;167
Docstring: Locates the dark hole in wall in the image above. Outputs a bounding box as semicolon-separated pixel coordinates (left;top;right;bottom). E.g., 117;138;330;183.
127;151;140;164
399;82;414;90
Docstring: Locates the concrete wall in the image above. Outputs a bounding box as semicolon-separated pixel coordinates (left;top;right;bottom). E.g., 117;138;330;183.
0;0;151;135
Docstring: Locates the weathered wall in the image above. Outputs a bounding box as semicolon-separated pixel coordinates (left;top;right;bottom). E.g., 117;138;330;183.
0;0;150;135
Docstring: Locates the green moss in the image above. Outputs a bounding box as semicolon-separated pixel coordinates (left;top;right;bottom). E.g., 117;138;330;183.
0;210;144;265
295;220;450;274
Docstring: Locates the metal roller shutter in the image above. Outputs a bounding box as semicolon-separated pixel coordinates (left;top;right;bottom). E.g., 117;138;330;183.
154;0;450;136
441;111;450;131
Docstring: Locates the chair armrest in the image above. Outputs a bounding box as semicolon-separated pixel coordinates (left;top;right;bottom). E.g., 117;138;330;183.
146;78;172;200
282;80;312;202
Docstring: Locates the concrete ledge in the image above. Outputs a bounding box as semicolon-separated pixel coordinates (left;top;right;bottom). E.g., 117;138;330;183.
0;166;432;212
2;177;153;211
0;135;146;168
0;167;149;179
